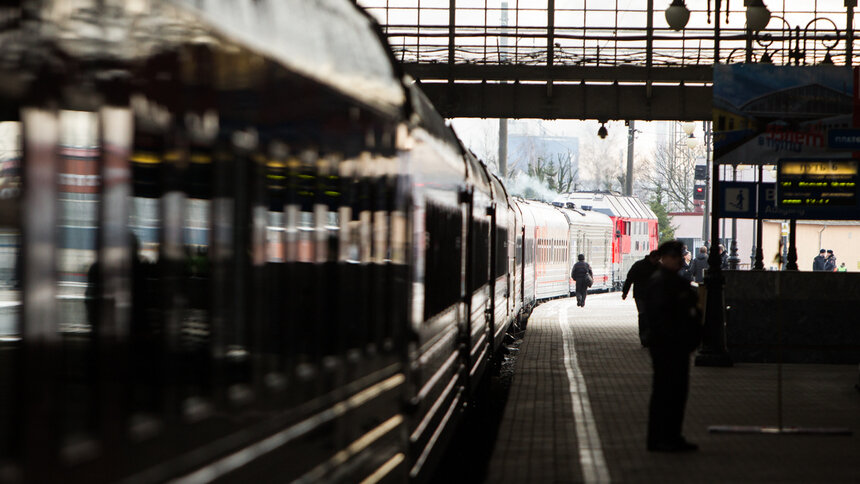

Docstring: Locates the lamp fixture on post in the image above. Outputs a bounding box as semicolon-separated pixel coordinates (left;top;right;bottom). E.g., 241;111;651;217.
665;0;690;31
686;134;698;149
682;121;696;135
745;0;772;32
597;122;608;139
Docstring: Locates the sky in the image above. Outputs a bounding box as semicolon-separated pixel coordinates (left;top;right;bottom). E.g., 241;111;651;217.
448;117;706;180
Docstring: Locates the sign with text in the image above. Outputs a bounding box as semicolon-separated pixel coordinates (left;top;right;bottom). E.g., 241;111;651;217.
827;129;860;150
758;180;860;220
777;160;858;207
713;65;857;164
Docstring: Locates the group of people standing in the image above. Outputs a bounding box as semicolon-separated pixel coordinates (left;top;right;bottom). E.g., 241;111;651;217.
813;249;846;272
622;241;703;453
679;244;725;283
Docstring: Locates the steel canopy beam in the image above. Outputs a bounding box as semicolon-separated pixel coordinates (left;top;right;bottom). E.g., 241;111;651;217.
418;82;712;121
403;63;713;83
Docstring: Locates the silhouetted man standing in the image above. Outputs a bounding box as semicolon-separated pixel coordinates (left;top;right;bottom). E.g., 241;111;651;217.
622;250;659;347
824;250;837;272
644;240;702;452
812;249;826;271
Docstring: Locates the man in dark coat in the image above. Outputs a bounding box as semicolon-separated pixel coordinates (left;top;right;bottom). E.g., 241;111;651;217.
571;254;593;307
812;249;826;271
823;250;837;272
688;246;709;283
622;250;659;347
644;240;702;452
719;244;728;270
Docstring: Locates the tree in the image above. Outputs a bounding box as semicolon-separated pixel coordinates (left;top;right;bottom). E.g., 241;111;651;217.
639;140;703;212
650;198;676;243
546;151;578;194
527;155;557;184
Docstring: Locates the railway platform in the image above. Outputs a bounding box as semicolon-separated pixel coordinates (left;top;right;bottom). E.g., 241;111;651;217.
487;293;860;483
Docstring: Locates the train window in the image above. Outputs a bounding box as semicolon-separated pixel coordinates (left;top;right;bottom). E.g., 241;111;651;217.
424;201;462;320
0;120;20;463
56;110;106;443
495;227;508;277
470;218;489;293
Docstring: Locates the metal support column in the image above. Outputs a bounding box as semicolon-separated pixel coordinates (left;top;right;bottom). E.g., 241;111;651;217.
848;0;856;66
696;153;733;367
499;119;508;177
702;121;711;244
714;0;722;64
447;0;456;80
728;164;740;269
786;219;798;270
547;0;555;97
499;2;509;178
696;2;732;365
646;0;654;106
745;6;753;63
754;167;765;270
626;120;635;196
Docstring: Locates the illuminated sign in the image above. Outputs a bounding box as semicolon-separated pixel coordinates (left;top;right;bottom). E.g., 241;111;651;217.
777;160;858;207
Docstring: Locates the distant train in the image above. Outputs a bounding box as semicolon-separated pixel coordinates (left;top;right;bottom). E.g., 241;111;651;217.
554;192;659;289
0;1;654;483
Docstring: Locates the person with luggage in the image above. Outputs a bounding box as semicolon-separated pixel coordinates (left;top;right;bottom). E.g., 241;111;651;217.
571;254;593;308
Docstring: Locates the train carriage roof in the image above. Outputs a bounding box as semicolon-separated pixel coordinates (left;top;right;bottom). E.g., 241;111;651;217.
0;0;405;117
559;206;613;230
172;0;406;115
517;199;569;231
489;173;513;209
406;81;461;146
554;192;656;220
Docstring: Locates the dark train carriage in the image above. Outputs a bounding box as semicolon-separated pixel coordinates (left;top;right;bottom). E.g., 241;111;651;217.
462;152;493;388
0;0;411;482
488;173;515;352
513;198;537;320
401;83;468;481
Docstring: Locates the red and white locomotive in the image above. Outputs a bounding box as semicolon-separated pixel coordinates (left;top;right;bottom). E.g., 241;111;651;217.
554;192;659;289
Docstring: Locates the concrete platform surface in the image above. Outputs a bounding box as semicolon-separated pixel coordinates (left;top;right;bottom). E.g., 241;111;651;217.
487;293;860;483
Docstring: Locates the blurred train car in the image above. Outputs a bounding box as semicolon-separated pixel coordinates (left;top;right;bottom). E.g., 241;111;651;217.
1;1;415;482
0;1;661;483
559;206;614;292
513;198;537;321
554;192;658;288
519;200;570;301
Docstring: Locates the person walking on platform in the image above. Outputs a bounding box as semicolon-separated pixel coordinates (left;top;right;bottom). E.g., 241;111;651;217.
812;249;826;271
689;246;709;283
622;250;659;347
571;254;593;308
824;250;837;272
644;240;702;453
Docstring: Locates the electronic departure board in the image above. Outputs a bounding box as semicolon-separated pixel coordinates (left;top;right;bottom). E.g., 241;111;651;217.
777;160;858;207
